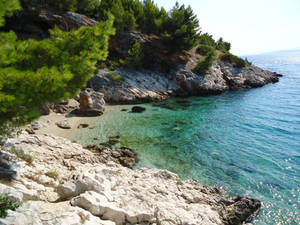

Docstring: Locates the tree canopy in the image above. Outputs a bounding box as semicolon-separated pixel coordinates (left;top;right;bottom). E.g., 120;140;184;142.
0;0;21;26
98;0;201;50
0;0;115;134
20;0;100;16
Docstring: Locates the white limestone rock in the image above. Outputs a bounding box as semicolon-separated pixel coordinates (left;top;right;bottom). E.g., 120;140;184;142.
1;133;261;225
0;201;116;225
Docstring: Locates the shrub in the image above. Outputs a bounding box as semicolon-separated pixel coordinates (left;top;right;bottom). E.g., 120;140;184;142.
216;38;231;52
220;52;247;68
105;72;125;85
192;50;215;75
9;148;33;164
198;33;216;47
120;41;144;69
45;170;59;180
20;0;100;16
196;45;214;56
0;194;22;218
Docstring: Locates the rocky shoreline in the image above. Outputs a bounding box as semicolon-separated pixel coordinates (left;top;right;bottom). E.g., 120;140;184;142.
0;132;261;225
86;62;281;105
0;54;281;225
0;8;283;225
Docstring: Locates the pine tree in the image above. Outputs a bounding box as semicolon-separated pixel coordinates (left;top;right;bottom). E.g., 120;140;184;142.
163;2;201;51
0;0;21;26
0;1;115;134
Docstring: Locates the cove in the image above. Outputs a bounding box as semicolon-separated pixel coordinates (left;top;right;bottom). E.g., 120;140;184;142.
71;51;300;225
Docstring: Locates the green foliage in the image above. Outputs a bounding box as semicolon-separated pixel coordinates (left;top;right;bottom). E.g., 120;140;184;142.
45;170;59;180
220;52;247;68
198;33;216;47
0;194;22;218
120;41;144;69
105;72;125;85
196;45;214;56
76;0;100;16
140;0;163;34
0;0;21;26
216;37;231;52
9;147;33;163
98;1;200;50
162;2;200;51
98;0;137;34
20;0;100;16
192;50;215;75
0;13;115;134
98;0;167;35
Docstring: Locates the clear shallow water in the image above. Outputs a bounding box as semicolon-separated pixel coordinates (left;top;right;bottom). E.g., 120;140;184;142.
72;51;300;224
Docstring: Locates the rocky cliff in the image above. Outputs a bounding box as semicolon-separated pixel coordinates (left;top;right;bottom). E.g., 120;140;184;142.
87;31;282;104
2;9;282;106
86;62;281;104
0;133;260;225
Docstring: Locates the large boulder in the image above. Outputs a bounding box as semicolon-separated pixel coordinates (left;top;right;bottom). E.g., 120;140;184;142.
55;120;72;129
51;99;80;114
77;88;105;116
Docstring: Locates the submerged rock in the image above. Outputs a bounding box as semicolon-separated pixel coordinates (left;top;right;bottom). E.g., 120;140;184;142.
77;123;89;129
85;145;136;168
131;106;146;113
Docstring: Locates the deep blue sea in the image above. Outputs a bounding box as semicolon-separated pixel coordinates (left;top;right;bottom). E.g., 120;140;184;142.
72;50;300;224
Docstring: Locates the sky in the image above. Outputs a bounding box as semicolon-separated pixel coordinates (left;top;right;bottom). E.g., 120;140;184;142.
155;0;300;55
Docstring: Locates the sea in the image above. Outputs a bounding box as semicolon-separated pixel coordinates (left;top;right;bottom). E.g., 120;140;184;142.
71;50;300;225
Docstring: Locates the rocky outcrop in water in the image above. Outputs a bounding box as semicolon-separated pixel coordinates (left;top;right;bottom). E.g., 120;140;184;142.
86;62;281;104
0;133;261;225
85;30;281;104
173;62;281;96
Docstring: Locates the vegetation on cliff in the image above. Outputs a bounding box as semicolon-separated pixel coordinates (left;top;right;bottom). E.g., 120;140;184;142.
120;41;144;69
192;50;215;75
20;0;100;16
0;0;249;134
220;52;248;68
0;194;22;218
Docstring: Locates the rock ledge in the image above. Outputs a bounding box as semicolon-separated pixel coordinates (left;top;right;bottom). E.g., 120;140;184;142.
0;133;261;225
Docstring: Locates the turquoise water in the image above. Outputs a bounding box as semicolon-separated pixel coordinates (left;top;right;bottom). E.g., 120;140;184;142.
72;50;300;224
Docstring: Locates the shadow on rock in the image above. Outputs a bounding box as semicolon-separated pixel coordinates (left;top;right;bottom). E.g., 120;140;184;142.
0;151;17;181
